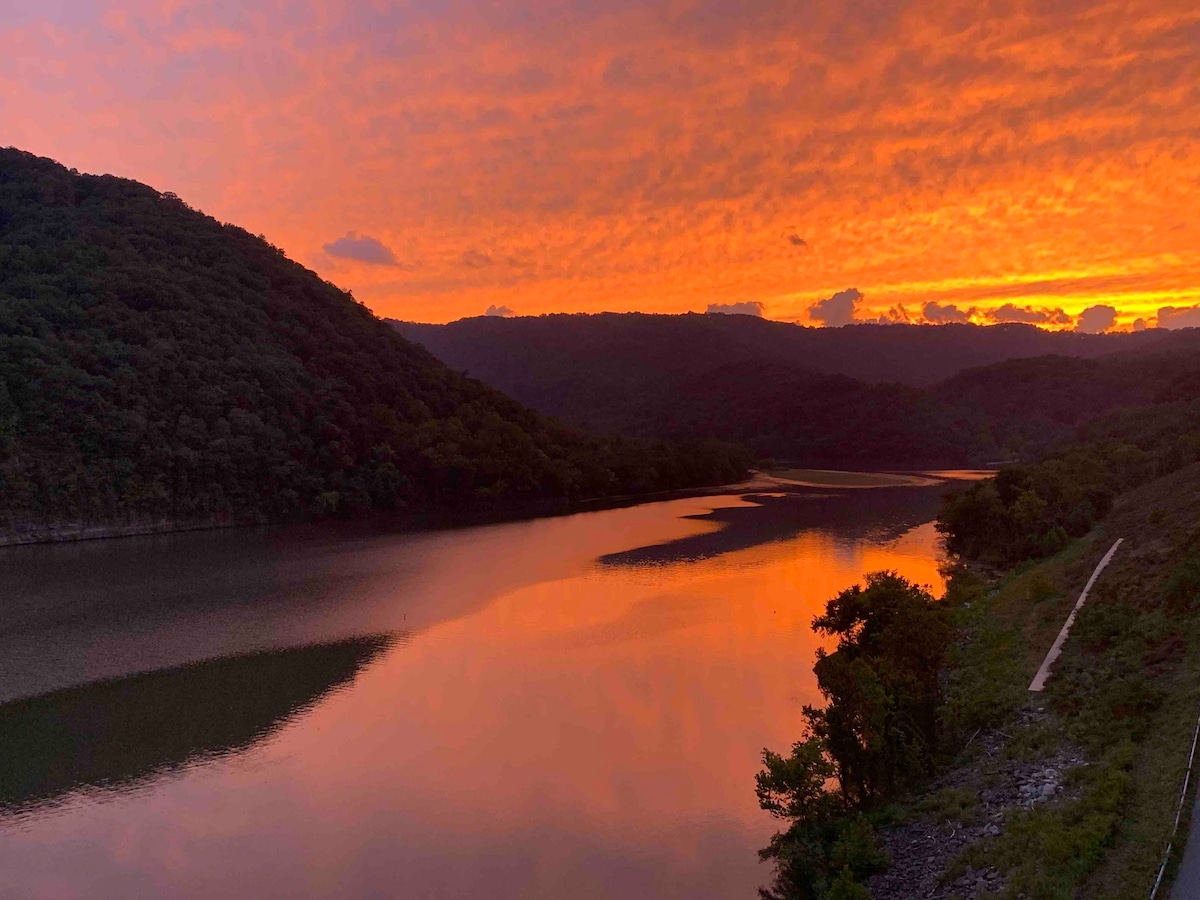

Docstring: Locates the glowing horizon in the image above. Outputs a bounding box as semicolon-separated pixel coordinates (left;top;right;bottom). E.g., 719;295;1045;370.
4;1;1198;329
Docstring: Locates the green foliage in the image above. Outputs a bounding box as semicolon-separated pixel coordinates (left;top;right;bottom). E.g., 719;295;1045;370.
937;399;1200;566
952;746;1135;899
1164;553;1200;612
756;572;949;898
823;868;873;900
757;808;886;900
807;572;952;804
757;738;838;821
918;787;982;825
934;465;1200;897
0;149;750;528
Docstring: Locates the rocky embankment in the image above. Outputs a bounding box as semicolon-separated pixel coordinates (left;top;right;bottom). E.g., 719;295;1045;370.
870;710;1088;900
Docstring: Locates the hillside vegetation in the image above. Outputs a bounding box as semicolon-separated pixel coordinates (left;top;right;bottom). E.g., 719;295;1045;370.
754;402;1200;897
938;397;1200;564
0;149;749;538
395;314;1200;468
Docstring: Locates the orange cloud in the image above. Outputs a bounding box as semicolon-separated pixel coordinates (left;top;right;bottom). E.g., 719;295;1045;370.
2;1;1198;325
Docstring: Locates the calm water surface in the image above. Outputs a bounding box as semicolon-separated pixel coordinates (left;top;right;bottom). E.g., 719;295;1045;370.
0;485;954;898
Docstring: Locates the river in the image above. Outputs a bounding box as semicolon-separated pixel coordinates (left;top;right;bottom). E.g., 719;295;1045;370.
0;481;958;898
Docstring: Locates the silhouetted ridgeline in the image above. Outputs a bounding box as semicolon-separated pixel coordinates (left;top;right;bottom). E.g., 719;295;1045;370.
395;313;1180;388
394;314;1200;467
0;150;750;542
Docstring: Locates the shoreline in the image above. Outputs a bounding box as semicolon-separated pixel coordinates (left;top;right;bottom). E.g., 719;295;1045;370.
0;468;975;549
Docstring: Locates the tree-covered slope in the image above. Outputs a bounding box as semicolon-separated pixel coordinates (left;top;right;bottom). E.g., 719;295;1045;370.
394;315;986;467
394;314;1200;468
0;149;749;534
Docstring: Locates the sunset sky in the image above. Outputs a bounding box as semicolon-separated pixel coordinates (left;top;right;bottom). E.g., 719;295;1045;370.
4;1;1199;328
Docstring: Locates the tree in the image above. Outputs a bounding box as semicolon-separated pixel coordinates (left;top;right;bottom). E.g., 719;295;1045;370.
756;572;946;898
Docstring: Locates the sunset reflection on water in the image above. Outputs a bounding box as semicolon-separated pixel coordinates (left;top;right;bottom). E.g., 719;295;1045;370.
0;489;947;898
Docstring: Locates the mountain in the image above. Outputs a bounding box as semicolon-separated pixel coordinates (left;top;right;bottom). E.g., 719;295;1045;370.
393;314;1200;468
0;150;749;540
393;312;1177;390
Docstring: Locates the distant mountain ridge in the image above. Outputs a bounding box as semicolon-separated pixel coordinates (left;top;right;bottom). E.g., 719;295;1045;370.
394;312;1183;388
393;314;1200;467
0;150;749;541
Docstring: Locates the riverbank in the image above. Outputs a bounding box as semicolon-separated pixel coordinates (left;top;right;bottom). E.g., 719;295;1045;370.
0;483;734;548
0;513;248;548
856;461;1200;898
0;468;976;548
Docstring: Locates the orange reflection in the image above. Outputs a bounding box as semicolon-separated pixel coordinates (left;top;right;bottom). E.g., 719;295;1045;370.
0;494;946;898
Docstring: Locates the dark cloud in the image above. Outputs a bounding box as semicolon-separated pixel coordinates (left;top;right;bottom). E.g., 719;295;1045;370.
706;301;764;316
787;233;808;248
1157;306;1200;329
461;249;494;268
485;304;515;317
1075;304;1118;333
807;288;863;327
985;303;1072;326
921;301;972;324
322;232;398;266
1133;318;1148;332
857;305;914;325
500;64;554;94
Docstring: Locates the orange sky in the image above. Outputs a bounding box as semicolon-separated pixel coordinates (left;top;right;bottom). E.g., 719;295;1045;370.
3;1;1199;328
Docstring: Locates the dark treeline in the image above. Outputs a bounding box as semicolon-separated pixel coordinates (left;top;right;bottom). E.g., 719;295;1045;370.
0;149;749;534
396;312;1181;389
937;398;1200;565
395;314;1200;469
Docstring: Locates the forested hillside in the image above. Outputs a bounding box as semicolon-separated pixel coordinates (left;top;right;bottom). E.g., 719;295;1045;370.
0;149;748;538
395;314;1200;468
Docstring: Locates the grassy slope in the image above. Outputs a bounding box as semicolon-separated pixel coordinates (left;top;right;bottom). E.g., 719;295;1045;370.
1079;463;1200;896
936;462;1200;897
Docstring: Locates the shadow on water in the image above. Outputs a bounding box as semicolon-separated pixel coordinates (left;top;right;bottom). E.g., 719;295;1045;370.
600;486;948;567
0;633;398;817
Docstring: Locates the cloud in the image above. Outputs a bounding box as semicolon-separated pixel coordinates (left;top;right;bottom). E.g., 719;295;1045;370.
461;249;494;268
706;301;764;316
878;305;912;324
1157;306;1200;329
921;301;972;324
1133;318;1148;332
984;304;1073;326
787;234;808;248
1075;304;1118;333
856;305;915;325
322;232;399;266
807;288;863;327
7;1;1199;324
485;304;515;317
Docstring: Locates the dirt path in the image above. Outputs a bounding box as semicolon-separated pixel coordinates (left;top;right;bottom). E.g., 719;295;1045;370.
1029;538;1124;691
